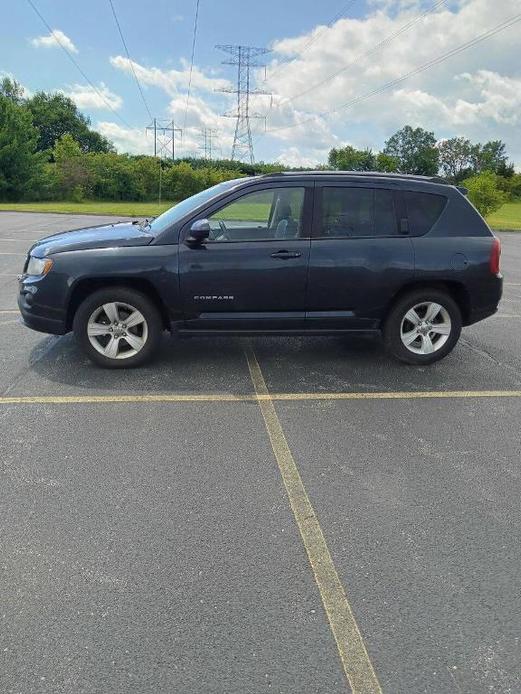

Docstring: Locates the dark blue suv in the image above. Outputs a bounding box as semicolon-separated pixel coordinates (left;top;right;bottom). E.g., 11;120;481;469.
18;172;502;368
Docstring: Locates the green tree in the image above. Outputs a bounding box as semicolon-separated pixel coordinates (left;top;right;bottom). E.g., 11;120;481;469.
383;125;439;176
0;94;43;200
470;140;509;175
328;145;376;171
26;92;113;153
0;76;25;104
437;137;473;181
53;134;90;200
462;172;506;217
375;152;399;173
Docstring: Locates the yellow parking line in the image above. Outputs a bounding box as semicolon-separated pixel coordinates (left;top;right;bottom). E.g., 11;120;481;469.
244;342;382;694
269;390;521;401
1;390;521;406
0;393;257;404
0;252;25;256
0;310;19;314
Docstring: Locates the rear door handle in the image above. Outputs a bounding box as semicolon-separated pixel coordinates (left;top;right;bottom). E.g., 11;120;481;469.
271;250;302;259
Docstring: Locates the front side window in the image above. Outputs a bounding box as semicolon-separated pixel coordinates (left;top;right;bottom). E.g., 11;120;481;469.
319;187;398;238
207;187;305;242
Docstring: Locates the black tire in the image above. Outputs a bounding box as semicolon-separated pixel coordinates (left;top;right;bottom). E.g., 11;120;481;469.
73;287;163;368
383;288;462;365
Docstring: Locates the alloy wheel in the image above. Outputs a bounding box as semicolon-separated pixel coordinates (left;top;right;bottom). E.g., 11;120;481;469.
87;301;148;360
400;301;451;355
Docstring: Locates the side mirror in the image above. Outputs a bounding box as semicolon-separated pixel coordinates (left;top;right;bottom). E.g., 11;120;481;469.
186;219;211;246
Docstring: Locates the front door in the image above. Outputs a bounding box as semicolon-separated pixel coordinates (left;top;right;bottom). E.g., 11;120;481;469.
179;185;312;331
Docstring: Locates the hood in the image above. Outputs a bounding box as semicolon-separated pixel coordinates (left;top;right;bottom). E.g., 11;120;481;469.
29;221;154;258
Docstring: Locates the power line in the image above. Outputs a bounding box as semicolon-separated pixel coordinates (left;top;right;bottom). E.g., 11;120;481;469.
263;11;521;136
276;0;447;107
267;0;357;81
108;0;153;121
26;0;132;129
183;0;201;133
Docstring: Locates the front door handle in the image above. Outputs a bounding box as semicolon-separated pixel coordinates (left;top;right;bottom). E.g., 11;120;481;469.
271;250;302;259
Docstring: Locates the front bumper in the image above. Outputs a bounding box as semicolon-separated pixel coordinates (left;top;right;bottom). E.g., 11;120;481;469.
18;281;68;335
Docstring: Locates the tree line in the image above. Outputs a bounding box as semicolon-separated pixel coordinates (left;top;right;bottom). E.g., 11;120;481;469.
1;76;519;216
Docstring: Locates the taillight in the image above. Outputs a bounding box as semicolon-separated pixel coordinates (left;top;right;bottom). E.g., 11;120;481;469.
489;237;501;275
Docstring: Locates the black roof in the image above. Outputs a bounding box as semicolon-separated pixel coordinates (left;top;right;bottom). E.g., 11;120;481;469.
262;171;448;184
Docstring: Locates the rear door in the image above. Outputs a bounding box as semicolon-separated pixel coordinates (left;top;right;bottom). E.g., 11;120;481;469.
178;183;312;330
306;183;414;329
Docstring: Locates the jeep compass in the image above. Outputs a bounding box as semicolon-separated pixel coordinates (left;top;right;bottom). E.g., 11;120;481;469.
18;172;502;368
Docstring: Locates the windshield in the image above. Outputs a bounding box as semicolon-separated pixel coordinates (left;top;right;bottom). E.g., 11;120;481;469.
147;178;247;236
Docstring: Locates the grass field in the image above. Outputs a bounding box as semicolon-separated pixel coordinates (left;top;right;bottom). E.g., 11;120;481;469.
486;202;521;230
0;200;175;217
0;199;520;229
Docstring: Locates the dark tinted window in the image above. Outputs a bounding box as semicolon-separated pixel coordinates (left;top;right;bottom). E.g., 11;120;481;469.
374;189;398;236
404;191;446;236
320;187;397;238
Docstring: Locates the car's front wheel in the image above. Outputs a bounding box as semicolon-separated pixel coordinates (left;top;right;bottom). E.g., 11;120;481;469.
384;289;462;365
73;287;163;368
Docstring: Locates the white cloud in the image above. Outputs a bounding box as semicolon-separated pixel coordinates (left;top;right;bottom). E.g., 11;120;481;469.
96;122;149;154
275;147;324;168
260;0;521;165
95;0;521;166
110;55;231;95
31;29;78;54
61;83;122;111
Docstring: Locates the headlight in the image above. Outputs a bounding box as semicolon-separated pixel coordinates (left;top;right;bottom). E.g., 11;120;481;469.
26;256;54;276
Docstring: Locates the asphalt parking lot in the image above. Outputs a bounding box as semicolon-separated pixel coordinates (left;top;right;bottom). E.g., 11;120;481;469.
1;211;521;694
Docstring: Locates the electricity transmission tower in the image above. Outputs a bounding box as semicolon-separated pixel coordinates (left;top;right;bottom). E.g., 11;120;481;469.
216;45;270;164
199;128;218;160
146;118;182;160
146;118;182;205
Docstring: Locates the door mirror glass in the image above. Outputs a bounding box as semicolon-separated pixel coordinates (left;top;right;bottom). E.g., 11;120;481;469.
186;219;211;245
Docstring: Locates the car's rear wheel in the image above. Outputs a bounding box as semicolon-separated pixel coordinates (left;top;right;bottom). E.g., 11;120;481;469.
384;289;462;365
73;287;162;368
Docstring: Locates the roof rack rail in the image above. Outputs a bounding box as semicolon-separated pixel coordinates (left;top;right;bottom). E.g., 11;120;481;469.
261;170;449;184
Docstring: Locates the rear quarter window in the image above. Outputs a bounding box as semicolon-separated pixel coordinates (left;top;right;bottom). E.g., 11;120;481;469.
404;191;447;236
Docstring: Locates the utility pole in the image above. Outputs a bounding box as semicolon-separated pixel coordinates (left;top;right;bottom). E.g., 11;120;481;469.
146;119;182;161
216;45;270;164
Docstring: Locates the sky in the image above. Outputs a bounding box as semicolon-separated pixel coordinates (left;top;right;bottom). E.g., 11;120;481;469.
1;0;521;167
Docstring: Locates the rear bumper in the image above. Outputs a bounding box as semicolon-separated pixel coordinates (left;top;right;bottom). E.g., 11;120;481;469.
465;275;503;326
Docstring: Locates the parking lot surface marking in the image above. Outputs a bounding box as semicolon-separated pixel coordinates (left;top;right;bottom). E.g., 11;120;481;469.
244;341;382;694
2;390;521;406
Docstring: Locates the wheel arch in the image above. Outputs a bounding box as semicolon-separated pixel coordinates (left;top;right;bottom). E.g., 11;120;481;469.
66;277;171;331
385;280;471;325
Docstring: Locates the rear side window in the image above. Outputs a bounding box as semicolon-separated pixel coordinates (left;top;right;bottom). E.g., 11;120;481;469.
319;187;398;238
404;192;446;236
